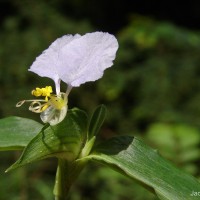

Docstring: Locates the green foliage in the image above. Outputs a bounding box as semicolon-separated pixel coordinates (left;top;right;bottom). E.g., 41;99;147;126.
0;159;54;200
1;107;200;199
87;136;200;200
7;108;88;172
98;16;200;133
88;104;107;139
70;165;158;200
146;123;200;174
0;117;42;150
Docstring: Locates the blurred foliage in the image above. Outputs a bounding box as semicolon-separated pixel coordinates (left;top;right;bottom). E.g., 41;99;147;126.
1;0;200;199
0;152;55;200
70;164;158;200
98;17;200;134
146;123;200;175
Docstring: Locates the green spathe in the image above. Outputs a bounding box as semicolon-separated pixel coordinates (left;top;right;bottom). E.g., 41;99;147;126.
6;108;88;172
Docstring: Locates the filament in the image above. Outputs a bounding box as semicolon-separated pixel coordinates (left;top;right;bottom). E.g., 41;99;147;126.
16;99;47;107
16;99;48;113
29;101;49;113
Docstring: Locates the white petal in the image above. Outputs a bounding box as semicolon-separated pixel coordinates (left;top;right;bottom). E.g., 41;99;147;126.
40;105;68;126
49;34;81;51
28;32;118;88
28;34;81;83
58;32;119;86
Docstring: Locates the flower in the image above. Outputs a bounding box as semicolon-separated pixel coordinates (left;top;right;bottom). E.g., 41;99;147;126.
17;32;118;125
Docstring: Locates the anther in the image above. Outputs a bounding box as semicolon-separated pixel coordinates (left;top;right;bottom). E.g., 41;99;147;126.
16;100;26;107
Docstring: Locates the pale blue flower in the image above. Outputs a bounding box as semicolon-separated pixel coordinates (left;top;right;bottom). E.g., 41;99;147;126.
17;32;118;125
29;32;118;94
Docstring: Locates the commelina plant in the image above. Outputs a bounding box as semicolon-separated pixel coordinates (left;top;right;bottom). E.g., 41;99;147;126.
0;32;200;200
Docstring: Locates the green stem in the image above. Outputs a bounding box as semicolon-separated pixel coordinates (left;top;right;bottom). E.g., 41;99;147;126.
53;159;86;200
53;136;95;200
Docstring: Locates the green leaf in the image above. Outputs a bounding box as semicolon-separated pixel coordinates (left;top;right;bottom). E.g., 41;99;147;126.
0;117;43;151
7;108;88;172
85;136;200;200
88;104;107;139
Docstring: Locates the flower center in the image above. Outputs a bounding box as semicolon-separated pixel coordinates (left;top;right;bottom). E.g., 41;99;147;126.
16;86;67;113
48;94;67;110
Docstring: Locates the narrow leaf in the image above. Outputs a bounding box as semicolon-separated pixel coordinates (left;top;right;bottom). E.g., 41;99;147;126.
86;136;200;200
88;104;107;139
0;117;43;150
7;108;88;172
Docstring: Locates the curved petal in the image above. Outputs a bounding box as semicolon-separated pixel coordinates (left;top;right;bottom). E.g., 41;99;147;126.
28;34;81;90
28;32;118;88
58;32;119;87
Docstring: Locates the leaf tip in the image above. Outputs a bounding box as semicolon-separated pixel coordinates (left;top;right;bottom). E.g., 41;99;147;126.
5;167;11;173
5;160;21;173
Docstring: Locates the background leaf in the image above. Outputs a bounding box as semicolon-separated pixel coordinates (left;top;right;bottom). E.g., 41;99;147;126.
0;117;43;151
7;108;88;172
86;136;200;200
88;104;107;139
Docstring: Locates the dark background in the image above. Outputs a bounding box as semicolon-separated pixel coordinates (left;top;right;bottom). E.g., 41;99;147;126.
1;1;200;33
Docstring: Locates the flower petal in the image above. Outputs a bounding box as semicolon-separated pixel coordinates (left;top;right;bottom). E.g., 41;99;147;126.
29;32;118;87
58;32;119;87
28;34;81;89
40;105;68;126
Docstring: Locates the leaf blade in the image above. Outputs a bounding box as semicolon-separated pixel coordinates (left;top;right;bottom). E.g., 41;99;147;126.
87;136;200;200
0;117;43;150
7;108;88;171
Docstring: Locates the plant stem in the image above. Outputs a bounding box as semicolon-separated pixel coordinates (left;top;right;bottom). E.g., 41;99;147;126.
53;158;86;200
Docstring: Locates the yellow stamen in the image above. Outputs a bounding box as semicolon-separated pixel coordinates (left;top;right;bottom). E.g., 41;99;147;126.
16;87;67;116
32;86;53;100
